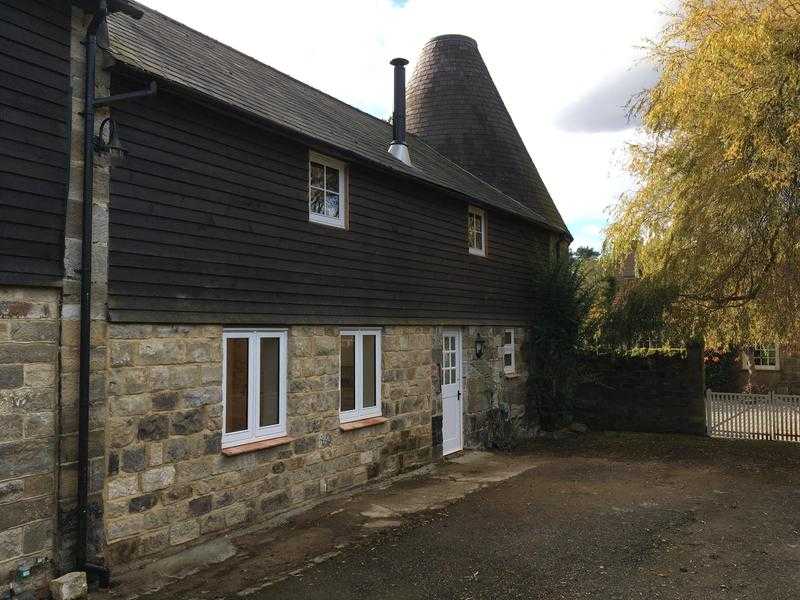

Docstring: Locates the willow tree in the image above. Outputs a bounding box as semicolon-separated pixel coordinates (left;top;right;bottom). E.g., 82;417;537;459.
606;0;800;345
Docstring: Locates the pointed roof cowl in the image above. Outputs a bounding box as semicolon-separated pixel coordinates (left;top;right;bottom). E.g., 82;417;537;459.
406;34;569;236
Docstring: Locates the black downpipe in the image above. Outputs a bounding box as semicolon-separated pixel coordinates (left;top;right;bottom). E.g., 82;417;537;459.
77;1;104;581
77;2;150;585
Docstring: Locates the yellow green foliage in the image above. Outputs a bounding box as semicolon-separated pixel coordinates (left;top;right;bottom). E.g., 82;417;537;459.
606;0;800;345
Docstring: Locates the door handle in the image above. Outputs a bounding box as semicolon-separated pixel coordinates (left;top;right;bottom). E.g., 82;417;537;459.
457;390;461;401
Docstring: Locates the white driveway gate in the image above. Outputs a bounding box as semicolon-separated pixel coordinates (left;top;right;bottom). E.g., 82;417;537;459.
705;390;800;442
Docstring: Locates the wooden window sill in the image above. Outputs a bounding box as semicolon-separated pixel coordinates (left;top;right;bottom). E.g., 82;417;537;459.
339;417;388;432
504;372;520;379
222;435;294;456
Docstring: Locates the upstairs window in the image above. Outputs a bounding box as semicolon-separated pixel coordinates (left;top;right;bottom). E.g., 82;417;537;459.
752;344;779;370
340;329;382;423
309;151;346;229
222;330;288;448
468;206;486;256
502;328;515;375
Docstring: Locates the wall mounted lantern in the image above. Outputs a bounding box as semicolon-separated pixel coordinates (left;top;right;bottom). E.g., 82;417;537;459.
474;333;486;359
94;117;127;164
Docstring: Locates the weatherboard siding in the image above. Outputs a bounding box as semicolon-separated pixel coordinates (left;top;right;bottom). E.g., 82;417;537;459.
0;0;70;286
108;76;550;324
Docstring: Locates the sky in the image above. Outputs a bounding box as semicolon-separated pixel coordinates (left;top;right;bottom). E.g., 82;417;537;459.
137;0;672;251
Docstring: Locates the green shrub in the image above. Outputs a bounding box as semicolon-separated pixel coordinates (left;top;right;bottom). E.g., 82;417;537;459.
528;258;594;430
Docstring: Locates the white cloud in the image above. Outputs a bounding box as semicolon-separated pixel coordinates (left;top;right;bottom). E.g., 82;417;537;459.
134;0;670;250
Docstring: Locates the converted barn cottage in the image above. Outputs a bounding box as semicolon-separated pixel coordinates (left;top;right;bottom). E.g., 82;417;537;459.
0;0;570;593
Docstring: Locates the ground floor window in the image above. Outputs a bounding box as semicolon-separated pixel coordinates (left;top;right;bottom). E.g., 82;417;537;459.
222;329;288;448
340;329;382;422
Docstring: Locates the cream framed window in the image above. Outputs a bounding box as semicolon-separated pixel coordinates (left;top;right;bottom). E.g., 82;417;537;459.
340;329;382;423
309;151;346;229
222;329;288;448
468;206;486;256
752;344;779;371
502;328;515;375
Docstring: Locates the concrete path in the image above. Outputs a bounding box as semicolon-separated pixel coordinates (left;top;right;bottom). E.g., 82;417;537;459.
98;451;539;599
99;433;800;599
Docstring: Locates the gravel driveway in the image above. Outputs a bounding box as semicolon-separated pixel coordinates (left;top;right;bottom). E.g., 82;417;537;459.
118;433;800;599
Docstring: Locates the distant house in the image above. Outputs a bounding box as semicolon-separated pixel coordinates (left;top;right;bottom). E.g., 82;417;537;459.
615;254;797;393
0;0;571;591
740;343;800;394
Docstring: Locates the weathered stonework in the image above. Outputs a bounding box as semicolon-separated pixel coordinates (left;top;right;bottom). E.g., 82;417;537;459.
430;326;530;455
0;287;60;595
102;325;433;569
3;277;527;586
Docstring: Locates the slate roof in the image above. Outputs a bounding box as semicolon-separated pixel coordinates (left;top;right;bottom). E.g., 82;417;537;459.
407;35;569;234
106;3;567;233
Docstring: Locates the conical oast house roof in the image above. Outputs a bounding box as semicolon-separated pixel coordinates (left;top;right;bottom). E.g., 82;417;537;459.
407;35;569;236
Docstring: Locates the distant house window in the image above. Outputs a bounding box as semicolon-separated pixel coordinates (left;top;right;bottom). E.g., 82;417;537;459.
502;329;515;375
309;151;346;229
222;330;288;448
752;344;779;370
340;329;382;423
468;206;486;256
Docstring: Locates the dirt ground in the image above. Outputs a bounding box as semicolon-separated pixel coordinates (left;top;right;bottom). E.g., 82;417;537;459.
108;433;800;600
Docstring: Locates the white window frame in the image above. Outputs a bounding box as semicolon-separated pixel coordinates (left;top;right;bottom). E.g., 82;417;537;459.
502;328;516;375
752;343;780;371
468;205;486;257
339;329;382;423
308;151;347;229
222;329;288;449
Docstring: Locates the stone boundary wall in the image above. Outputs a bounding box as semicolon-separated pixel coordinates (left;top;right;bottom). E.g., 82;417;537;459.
573;347;706;435
102;325;432;568
0;288;60;595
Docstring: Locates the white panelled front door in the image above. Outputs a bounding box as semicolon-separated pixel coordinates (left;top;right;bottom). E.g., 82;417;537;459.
441;330;463;455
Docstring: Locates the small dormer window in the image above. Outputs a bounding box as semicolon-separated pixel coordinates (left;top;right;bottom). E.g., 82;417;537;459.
309;151;346;229
468;206;486;256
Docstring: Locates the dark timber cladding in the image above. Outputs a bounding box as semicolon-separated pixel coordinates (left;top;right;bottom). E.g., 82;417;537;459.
108;76;551;325
0;0;70;286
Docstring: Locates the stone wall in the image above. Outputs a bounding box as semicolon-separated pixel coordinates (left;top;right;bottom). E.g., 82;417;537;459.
430;326;529;454
573;346;706;434
463;326;529;447
101;325;432;570
0;287;60;595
